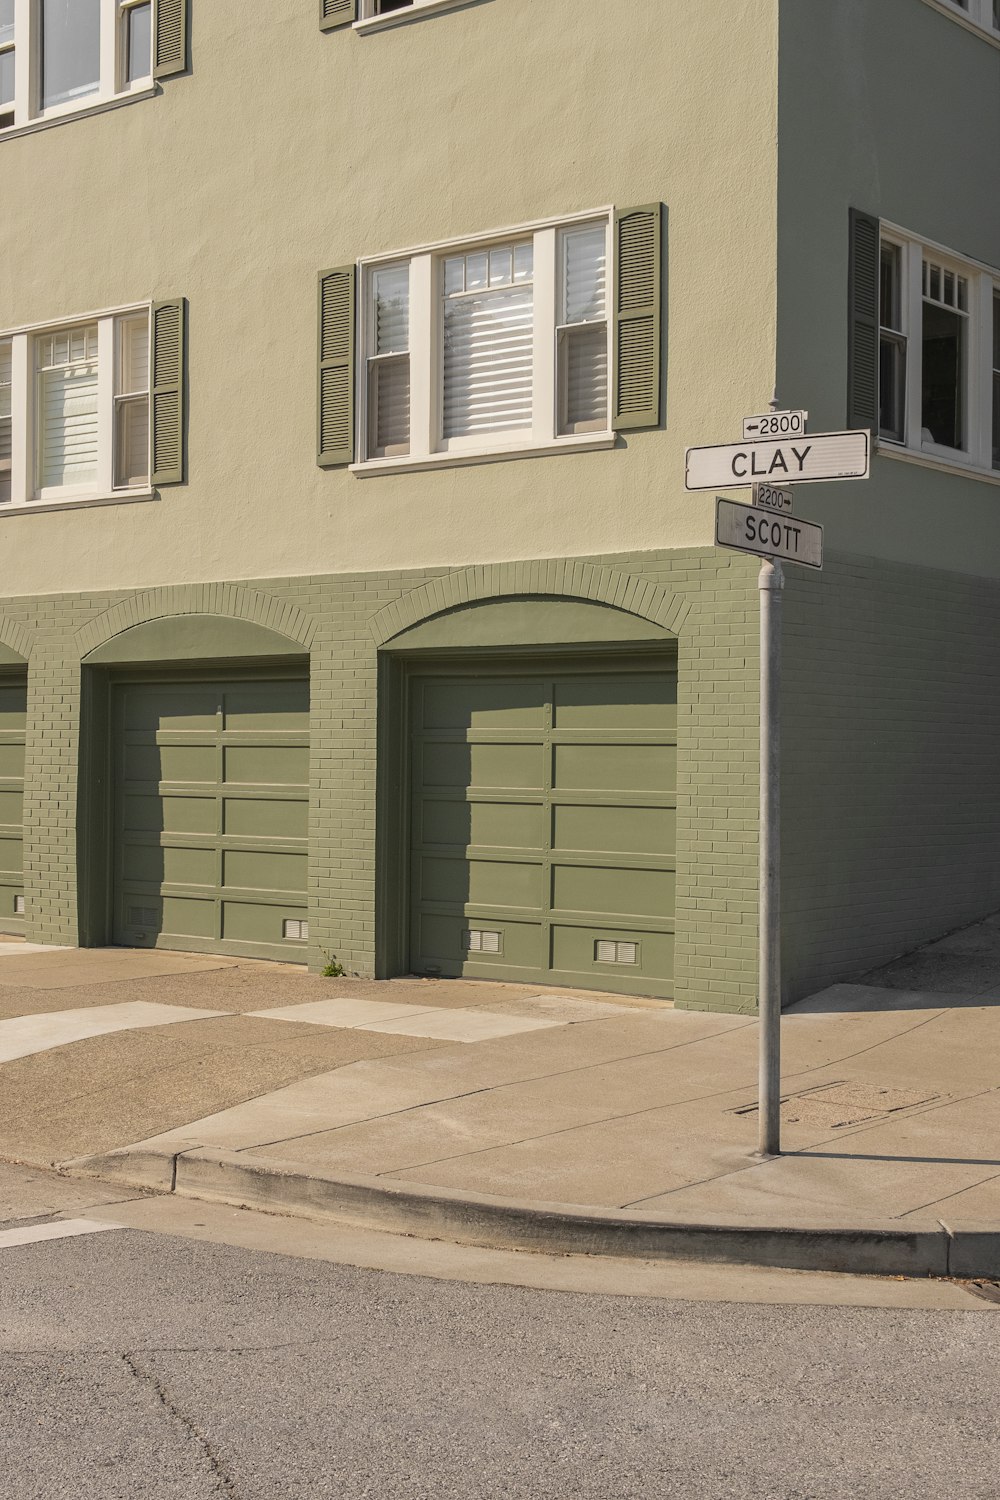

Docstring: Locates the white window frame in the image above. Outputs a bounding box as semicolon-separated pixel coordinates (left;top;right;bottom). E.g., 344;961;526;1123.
878;225;999;478
922;0;1000;44
354;0;472;35
0;302;152;511
353;209;614;475
1;0;150;135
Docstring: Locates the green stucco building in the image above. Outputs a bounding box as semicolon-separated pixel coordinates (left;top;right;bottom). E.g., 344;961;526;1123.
0;0;998;1012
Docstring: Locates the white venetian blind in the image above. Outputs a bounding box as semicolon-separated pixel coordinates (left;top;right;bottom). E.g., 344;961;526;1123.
369;263;410;456
0;340;11;504
37;325;99;490
442;242;533;440
559;223;608;434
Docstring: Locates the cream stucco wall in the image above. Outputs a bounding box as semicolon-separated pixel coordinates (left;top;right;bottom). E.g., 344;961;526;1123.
0;0;779;596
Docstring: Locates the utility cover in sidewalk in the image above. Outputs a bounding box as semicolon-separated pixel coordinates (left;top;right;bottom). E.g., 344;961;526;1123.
734;1081;944;1129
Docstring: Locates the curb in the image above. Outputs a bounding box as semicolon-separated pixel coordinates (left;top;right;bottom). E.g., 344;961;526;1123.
61;1144;1000;1280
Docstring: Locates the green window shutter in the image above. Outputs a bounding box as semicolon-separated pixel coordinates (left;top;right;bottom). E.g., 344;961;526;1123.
153;0;189;79
847;208;880;431
612;204;662;431
320;0;357;30
151;299;186;486
318;266;356;467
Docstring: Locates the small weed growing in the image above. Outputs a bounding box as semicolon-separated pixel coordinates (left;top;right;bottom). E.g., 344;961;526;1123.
321;952;346;978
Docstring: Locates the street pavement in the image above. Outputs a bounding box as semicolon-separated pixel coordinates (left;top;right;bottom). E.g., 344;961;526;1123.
1;1161;998;1500
1;918;1000;1259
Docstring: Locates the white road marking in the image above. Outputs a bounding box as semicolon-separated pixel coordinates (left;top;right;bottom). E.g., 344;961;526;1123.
0;1217;124;1249
251;996;564;1043
0;1001;225;1063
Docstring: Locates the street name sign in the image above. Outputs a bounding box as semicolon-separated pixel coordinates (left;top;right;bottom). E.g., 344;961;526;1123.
685;429;870;491
752;482;793;513
743;409;808;440
715;497;823;570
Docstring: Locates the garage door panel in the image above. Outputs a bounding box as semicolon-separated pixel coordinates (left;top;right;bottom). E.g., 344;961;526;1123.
417;797;544;851
410;663;676;998
114;676;309;961
0;742;25;779
223;849;307;895
224;744;308;786
0;835;22;874
223;682;309;729
421;680;547;731
123;690;218;732
224;796;309;840
552;863;675;920
553;675;678;729
222;900;308;946
0;790;23;826
554;742;677;793
553;803;675;858
551;924;674;979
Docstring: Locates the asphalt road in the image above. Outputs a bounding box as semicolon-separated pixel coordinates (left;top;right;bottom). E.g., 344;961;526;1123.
2;1174;999;1499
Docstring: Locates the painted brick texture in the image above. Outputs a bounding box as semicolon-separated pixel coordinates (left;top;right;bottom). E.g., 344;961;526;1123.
781;551;1000;1000
0;548;762;1015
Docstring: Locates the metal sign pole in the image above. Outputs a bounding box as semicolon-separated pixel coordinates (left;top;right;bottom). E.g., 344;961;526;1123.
757;554;783;1156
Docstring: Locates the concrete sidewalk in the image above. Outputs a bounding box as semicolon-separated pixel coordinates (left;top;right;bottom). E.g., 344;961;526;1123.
1;923;999;1278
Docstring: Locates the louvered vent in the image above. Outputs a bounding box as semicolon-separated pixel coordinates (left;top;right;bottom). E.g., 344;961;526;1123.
128;906;159;928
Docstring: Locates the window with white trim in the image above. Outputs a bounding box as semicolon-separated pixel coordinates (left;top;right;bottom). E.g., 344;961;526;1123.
0;308;151;507
878;230;1000;473
0;0;151;133
932;0;1000;35
359;213;611;466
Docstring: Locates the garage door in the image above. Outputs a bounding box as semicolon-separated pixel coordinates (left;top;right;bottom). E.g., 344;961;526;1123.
409;663;677;998
113;676;309;961
0;675;26;935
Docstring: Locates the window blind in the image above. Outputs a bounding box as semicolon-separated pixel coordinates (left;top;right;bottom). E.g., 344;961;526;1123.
369;264;409;455
0;340;10;503
560;223;608;432
443;244;533;440
37;327;99;490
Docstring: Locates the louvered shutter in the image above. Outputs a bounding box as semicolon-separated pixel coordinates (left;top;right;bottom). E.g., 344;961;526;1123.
318;266;355;466
612;204;661;431
151;299;186;486
320;0;357;30
847;208;880;431
153;0;188;79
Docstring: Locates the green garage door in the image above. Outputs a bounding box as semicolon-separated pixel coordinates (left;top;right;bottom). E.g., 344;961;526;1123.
113;676;309;962
0;676;26;935
409;662;677;999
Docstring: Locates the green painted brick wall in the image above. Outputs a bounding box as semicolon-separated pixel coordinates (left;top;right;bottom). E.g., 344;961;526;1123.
0;547;761;1014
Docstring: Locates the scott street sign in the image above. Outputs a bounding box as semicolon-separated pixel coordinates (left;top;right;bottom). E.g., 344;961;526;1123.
715;498;823;569
685;429;870;491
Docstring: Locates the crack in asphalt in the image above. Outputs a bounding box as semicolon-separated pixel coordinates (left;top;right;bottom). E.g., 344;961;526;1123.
121;1351;241;1496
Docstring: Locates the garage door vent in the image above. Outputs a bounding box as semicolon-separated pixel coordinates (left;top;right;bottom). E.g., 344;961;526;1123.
128;906;159;928
464;928;502;954
13;895;24;914
283;919;309;941
595;940;638;965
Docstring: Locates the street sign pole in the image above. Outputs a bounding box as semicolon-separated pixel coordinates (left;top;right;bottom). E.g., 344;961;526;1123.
757;554;783;1157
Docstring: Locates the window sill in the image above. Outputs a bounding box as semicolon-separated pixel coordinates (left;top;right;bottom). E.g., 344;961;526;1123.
354;0;475;34
0;85;156;143
0;489;157;517
877;441;1000;487
350;433;616;476
920;0;1000;48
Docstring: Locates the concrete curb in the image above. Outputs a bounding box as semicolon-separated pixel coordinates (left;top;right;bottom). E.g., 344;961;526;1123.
61;1144;1000;1280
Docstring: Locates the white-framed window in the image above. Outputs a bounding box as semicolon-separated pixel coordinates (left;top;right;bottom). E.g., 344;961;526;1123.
878;228;1000;474
0;305;151;507
357;211;612;468
355;0;471;27
934;0;1000;31
0;0;151;133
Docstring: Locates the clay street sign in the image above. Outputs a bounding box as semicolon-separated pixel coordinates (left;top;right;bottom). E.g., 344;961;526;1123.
715;497;823;569
685;429;870;491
